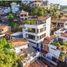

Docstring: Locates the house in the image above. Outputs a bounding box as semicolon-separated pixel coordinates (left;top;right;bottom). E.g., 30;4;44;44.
9;38;29;53
48;3;60;9
54;21;67;39
19;10;28;20
51;16;67;31
60;5;67;13
41;36;60;66
0;7;10;15
11;2;20;13
9;37;40;67
21;0;30;4
23;16;51;49
29;0;48;7
42;31;67;66
64;21;67;29
0;25;11;37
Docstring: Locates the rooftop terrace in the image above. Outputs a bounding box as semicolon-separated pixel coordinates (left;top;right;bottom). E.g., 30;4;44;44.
24;16;50;25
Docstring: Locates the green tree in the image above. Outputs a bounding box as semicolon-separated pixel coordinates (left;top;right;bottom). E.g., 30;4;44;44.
0;38;19;67
59;52;67;62
37;7;45;16
8;22;20;32
25;19;36;24
7;13;15;20
31;7;47;16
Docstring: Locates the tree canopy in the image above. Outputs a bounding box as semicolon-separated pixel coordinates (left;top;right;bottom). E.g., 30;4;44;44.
0;38;19;67
8;22;20;32
7;13;15;20
31;7;47;16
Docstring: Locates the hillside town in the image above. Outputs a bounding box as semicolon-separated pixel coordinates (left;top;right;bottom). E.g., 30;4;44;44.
0;0;67;67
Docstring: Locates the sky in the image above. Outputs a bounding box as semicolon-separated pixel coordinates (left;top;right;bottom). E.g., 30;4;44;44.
48;0;67;5
22;0;67;5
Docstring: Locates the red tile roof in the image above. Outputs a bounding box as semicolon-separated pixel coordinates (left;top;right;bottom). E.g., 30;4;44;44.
52;16;67;23
43;35;55;44
9;38;29;47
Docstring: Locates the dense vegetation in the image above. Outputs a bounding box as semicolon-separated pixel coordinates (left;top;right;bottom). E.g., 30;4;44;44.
59;52;67;62
52;41;67;50
52;41;67;62
0;38;19;67
24;19;36;24
21;2;61;17
0;1;21;6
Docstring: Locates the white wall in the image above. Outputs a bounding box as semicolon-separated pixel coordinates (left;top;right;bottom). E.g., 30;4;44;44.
15;44;28;53
46;17;51;36
64;21;67;29
23;17;51;44
48;44;61;59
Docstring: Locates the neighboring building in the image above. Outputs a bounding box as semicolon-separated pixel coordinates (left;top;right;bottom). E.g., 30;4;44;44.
48;3;60;9
29;0;48;7
21;0;30;4
0;7;10;15
42;27;67;66
0;25;11;37
9;37;40;67
51;16;67;31
23;16;51;49
42;36;65;66
54;29;67;43
54;21;67;39
64;21;67;29
11;2;20;13
60;5;67;13
9;38;29;53
19;10;28;20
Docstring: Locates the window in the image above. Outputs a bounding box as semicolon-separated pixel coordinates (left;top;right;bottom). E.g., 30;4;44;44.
37;36;40;40
40;28;46;33
36;29;39;33
40;28;43;32
20;49;23;51
40;33;46;39
65;23;67;25
28;34;35;40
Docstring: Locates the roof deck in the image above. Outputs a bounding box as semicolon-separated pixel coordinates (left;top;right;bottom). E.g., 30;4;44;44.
9;38;29;47
24;16;50;25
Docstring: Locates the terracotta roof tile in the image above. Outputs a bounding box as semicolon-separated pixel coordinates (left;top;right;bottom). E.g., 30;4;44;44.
0;25;10;30
52;16;67;23
9;38;29;47
43;35;55;45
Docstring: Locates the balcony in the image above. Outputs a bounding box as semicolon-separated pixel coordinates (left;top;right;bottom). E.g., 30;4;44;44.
27;28;36;33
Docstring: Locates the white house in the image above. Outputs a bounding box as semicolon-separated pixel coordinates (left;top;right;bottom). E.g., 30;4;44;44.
11;2;20;13
64;21;67;29
23;16;51;48
54;21;67;40
19;10;28;20
29;0;48;8
9;38;29;53
42;36;60;58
